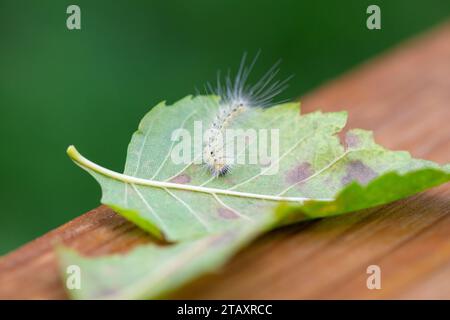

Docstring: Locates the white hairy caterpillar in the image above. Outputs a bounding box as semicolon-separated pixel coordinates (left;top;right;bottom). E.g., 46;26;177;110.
202;52;291;177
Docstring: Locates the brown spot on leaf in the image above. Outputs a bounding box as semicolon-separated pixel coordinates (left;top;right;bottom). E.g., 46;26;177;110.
345;132;360;149
341;160;377;186
218;208;239;219
170;174;191;184
286;162;313;184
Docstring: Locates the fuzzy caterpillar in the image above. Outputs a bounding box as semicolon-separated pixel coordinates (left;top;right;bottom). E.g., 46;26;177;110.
202;53;291;177
203;102;246;176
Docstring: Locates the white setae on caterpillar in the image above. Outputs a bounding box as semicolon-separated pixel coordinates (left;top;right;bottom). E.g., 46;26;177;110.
202;52;291;177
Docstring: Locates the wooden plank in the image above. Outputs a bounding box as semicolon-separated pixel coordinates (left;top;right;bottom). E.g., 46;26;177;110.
0;22;449;300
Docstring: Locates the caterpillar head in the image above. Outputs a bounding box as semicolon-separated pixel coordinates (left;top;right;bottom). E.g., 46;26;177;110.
203;144;233;177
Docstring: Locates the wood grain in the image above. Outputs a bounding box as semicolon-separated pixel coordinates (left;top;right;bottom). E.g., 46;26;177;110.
1;22;449;300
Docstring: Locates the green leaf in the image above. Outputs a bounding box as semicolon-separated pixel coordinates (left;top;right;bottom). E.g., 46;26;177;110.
276;167;450;224
59;166;449;300
62;95;449;299
58;215;278;300
67;96;449;240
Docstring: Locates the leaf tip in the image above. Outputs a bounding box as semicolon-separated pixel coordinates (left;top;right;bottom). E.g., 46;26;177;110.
66;145;78;160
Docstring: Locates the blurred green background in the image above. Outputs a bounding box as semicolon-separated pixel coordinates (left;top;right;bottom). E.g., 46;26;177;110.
0;0;449;255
